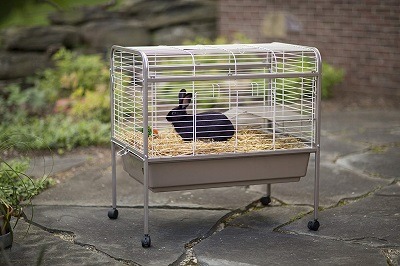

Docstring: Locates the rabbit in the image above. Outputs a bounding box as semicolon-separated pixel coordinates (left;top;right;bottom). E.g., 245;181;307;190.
166;89;235;141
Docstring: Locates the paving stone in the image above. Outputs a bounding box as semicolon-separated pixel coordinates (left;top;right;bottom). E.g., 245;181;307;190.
1;220;122;266
320;134;365;161
27;154;88;178
375;182;400;196
196;230;386;266
282;183;400;248
322;110;400;145
194;205;386;266
336;146;400;180
25;206;228;265
226;205;313;230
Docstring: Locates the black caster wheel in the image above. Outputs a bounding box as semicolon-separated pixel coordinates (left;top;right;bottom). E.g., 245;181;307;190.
142;234;151;248
108;208;118;219
260;196;271;206
307;220;320;231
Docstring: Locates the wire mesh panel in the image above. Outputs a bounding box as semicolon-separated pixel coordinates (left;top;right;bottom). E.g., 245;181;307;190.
111;43;320;160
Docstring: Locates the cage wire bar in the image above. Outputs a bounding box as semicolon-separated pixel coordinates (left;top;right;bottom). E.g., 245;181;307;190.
108;43;322;248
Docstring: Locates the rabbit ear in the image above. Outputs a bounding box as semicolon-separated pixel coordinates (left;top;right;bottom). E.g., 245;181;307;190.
181;93;192;108
178;89;187;105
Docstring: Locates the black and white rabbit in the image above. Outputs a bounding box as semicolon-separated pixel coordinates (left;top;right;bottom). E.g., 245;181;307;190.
166;89;234;141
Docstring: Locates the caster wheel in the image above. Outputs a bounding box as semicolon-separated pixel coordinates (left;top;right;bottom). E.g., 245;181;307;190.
108;208;118;219
142;234;151;248
260;196;271;206
307;220;320;231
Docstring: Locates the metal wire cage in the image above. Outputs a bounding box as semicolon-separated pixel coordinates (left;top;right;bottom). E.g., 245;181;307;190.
108;43;322;247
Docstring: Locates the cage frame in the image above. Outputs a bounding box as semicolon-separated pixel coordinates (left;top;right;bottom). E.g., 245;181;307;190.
108;43;322;248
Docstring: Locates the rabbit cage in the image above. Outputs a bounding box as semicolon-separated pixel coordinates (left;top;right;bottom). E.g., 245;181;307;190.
108;42;322;247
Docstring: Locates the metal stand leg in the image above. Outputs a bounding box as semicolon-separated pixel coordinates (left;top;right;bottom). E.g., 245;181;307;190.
260;184;272;206
141;155;151;248
308;53;322;231
314;150;320;221
308;151;320;231
267;183;271;197
108;142;118;219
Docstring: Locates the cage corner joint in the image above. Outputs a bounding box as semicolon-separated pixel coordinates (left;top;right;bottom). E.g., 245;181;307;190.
108;42;322;248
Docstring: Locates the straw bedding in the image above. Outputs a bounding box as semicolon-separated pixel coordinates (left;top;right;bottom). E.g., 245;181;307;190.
120;128;306;158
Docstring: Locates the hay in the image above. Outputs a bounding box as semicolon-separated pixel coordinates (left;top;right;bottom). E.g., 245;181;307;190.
120;128;306;158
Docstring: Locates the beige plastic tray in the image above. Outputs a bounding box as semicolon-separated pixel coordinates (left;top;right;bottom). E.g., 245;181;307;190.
122;151;310;192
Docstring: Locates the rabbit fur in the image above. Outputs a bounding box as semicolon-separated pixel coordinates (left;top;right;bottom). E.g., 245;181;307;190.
166;89;234;141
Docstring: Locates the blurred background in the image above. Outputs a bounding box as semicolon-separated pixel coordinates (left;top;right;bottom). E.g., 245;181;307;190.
0;0;399;152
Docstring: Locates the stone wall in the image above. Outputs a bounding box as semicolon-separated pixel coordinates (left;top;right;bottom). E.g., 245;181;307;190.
218;0;400;107
0;0;217;86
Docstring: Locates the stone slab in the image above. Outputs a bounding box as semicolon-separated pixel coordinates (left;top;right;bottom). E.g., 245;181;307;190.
3;26;81;52
80;20;151;52
336;146;400;180
25;206;228;266
0;51;49;80
27;154;88;178
1;220;122;266
196;229;386;266
322;110;400;145
319;134;365;161
226;205;313;230
283;183;400;247
194;205;386;265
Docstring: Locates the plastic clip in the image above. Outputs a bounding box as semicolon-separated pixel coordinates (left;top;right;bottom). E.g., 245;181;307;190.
117;147;128;157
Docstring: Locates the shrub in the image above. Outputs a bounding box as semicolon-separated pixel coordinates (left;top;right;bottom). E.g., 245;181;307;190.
35;48;109;108
0;133;55;217
322;63;344;99
0;116;110;152
0;84;49;123
69;84;110;123
0;48;111;152
0;158;53;212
